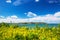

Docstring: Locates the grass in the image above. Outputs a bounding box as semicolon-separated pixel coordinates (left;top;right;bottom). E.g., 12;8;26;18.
0;23;60;40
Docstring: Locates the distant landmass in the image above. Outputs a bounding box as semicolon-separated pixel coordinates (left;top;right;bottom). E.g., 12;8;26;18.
19;22;46;24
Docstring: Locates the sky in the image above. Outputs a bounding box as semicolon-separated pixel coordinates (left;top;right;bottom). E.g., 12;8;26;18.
0;0;60;23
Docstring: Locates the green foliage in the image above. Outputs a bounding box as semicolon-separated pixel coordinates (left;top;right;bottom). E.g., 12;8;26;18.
58;24;60;27
0;22;9;27
15;34;25;40
35;23;40;30
0;22;60;40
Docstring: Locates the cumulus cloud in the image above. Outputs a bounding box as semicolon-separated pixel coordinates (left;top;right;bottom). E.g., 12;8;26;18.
10;15;18;18
6;0;12;3
54;12;60;17
25;12;37;17
0;12;60;23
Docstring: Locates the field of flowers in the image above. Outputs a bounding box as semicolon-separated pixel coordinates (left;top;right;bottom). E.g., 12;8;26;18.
0;23;60;40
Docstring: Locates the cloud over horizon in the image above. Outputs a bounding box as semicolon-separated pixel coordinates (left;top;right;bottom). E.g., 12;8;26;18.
24;12;37;17
0;12;60;23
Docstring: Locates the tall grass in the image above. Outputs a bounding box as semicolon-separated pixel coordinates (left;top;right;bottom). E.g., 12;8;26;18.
0;23;60;40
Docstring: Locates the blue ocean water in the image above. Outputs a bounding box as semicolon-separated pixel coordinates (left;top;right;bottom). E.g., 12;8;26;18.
18;23;58;28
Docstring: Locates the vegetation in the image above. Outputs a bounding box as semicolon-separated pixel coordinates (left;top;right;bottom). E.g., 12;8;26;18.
0;23;60;40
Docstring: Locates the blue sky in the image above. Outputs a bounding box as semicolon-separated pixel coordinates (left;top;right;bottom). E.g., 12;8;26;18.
0;0;60;23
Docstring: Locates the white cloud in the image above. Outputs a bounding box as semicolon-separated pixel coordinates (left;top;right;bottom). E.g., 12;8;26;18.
6;0;12;3
6;15;18;19
25;12;37;17
0;16;4;18
13;0;22;6
45;14;53;17
54;12;60;17
0;12;60;23
10;15;18;18
13;0;39;6
35;0;39;2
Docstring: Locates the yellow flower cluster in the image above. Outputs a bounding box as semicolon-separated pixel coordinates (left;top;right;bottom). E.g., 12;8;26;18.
0;27;60;40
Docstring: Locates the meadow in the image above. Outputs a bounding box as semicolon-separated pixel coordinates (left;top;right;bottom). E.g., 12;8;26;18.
0;23;60;40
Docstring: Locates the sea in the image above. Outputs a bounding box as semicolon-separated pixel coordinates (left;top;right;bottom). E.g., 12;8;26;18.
17;23;58;28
